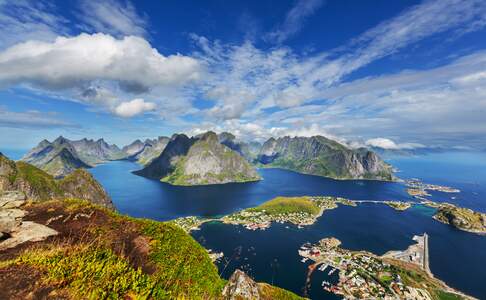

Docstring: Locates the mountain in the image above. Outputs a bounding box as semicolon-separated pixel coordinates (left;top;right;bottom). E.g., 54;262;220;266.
257;136;394;180
134;132;261;185
23;136;126;177
21;136;91;178
0;152;112;208
70;137;126;164
218;132;262;162
122;139;145;156
123;136;170;165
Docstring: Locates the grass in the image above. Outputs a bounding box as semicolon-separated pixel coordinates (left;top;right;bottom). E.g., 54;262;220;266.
2;199;227;299
15;161;64;199
14;244;154;300
249;196;321;216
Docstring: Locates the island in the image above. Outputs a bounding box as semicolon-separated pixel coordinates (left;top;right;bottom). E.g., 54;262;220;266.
173;196;486;237
299;235;474;299
406;178;460;200
420;201;486;234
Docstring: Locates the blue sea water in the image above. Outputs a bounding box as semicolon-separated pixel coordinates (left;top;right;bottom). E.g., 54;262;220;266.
2;149;485;298
86;152;486;299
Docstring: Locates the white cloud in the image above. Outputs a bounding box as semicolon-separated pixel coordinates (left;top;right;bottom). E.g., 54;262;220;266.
0;0;68;49
77;0;148;37
365;138;422;150
0;107;77;128
113;98;156;118
266;0;324;43
0;33;202;93
192;0;486;121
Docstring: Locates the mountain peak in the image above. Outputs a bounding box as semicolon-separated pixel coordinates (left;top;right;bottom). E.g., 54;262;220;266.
198;131;218;142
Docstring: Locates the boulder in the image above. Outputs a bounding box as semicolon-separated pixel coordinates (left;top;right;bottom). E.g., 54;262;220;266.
0;221;58;250
222;269;261;300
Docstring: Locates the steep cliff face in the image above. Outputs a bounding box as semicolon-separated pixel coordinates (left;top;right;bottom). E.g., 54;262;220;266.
218;132;261;162
134;132;261;185
257;136;394;180
22;137;125;177
0;153;113;208
122;139;145;156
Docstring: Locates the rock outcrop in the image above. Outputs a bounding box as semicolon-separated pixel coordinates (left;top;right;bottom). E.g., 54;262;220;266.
0;191;58;250
134;132;261;186
223;269;261;299
222;269;305;299
257;136;394;180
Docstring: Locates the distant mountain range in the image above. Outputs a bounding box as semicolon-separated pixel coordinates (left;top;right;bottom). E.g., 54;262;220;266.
134;132;261;185
23;131;394;183
22;136;126;177
123;136;170;165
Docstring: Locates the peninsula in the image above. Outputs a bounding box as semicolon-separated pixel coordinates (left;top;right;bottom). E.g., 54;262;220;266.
173;196;486;237
299;235;474;299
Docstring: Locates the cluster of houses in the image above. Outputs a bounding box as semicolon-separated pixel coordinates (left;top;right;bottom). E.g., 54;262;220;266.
299;238;434;299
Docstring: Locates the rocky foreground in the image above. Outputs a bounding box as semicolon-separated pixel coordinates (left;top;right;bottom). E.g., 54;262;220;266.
0;198;303;299
1;153;301;299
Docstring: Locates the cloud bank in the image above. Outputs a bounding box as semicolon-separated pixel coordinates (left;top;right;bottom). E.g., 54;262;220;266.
114;98;156;118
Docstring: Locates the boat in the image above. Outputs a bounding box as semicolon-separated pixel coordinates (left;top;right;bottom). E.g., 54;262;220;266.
301;257;309;263
318;264;328;272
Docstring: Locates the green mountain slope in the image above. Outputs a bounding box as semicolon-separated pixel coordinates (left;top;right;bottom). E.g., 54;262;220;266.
134;132;261;186
1;153;112;207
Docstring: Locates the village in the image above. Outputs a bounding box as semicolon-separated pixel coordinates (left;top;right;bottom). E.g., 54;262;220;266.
297;235;464;300
221;196;357;230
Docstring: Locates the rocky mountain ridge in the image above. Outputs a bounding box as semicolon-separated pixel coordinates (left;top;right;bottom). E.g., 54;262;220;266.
22;136;126;177
256;135;394;180
134;132;261;186
123;136;170;165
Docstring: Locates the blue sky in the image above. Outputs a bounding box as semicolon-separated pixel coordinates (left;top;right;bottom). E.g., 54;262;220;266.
1;0;486;150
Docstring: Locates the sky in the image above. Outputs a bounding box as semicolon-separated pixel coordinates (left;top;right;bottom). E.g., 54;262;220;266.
0;0;486;150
